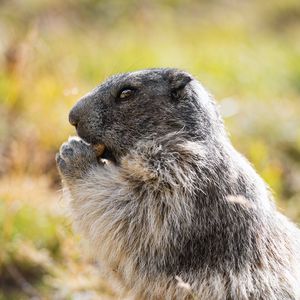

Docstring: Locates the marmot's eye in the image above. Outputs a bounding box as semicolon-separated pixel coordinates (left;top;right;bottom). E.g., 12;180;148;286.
118;88;135;100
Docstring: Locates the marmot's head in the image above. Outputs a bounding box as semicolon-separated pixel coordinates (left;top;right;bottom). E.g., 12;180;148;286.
69;68;223;162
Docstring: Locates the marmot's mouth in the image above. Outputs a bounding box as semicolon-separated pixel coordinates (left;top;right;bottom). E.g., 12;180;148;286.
93;144;117;164
77;133;117;164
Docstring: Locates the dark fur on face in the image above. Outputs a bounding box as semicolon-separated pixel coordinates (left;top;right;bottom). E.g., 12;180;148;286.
69;68;220;162
57;68;300;299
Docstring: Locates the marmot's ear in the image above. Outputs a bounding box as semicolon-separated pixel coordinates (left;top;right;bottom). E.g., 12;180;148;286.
167;70;192;100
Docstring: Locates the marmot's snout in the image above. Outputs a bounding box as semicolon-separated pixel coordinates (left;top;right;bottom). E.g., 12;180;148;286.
69;108;78;128
69;99;84;128
68;94;101;146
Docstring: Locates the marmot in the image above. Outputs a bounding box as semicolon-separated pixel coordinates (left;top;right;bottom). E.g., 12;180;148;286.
56;68;300;299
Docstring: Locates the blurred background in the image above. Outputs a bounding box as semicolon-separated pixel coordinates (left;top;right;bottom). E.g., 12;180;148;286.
0;0;300;298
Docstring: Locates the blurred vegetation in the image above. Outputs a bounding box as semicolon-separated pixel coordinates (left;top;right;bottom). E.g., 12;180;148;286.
0;0;300;298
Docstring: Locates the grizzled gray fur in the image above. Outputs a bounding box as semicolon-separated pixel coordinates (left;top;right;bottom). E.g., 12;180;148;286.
56;68;300;299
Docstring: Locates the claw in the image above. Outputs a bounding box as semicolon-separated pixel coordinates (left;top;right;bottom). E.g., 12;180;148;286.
55;153;66;169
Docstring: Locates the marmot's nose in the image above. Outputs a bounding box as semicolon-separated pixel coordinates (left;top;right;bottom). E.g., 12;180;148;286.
69;94;92;127
69;106;80;128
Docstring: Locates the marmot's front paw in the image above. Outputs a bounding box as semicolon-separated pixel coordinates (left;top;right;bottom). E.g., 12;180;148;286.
56;136;98;183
